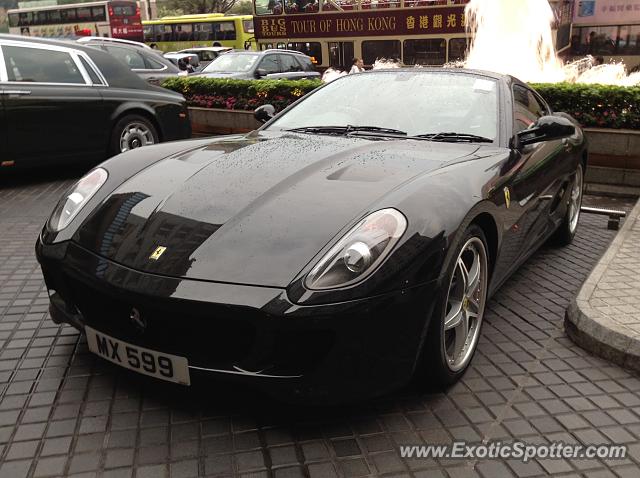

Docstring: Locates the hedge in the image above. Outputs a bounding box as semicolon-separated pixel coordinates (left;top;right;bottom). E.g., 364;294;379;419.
163;77;640;130
162;77;322;112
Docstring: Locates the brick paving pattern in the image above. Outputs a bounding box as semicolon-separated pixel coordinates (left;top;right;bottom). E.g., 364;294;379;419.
1;172;639;477
585;206;640;337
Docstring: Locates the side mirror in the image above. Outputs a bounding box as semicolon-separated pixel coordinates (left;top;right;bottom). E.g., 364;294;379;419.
254;104;276;123
254;68;268;78
514;115;576;148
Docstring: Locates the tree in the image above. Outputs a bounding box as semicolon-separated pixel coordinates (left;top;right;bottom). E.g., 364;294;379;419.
159;0;237;15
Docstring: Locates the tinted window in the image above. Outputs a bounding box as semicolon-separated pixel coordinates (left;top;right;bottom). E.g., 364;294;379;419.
362;40;400;65
112;5;137;16
243;19;254;33
258;55;280;74
203;53;260;73
61;8;77;22
194;23;213;41
92;7;106;22
175;23;193;41
279;54;302;72
79;56;103;84
4;45;85;84
143;54;168;70
48;10;62;24
105;46;145;69
8;13;18;27
403;39;446;65
143;25;155;42
286;42;322;65
448;38;468;62
214;21;236;41
77;7;92;21
513;84;546;132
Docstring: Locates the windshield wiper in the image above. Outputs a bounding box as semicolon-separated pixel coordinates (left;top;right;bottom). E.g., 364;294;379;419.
415;132;494;143
285;125;407;137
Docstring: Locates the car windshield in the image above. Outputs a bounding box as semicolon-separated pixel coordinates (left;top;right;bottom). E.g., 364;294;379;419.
202;53;260;73
268;71;499;140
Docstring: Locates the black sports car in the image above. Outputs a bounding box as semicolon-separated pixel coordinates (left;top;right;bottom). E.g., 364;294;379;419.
36;69;586;402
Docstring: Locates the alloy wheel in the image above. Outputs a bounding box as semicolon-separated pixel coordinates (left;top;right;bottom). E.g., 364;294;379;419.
569;165;583;233
443;237;488;372
119;122;155;152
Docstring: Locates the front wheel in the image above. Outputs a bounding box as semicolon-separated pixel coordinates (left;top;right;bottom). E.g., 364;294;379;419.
110;115;159;156
552;163;584;246
418;225;489;386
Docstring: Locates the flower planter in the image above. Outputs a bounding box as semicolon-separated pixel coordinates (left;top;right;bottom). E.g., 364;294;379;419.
189;107;261;136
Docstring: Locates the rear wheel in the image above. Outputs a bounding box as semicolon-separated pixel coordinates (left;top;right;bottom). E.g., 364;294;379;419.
418;225;489;386
552;163;583;246
110;115;159;156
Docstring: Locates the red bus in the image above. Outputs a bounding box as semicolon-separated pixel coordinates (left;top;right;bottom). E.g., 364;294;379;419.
8;1;143;42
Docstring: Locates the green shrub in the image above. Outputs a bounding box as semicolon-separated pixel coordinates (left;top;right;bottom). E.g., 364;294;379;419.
162;77;322;112
163;77;640;130
531;83;640;129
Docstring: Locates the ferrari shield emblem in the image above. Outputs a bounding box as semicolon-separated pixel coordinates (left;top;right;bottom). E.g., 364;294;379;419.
504;187;511;209
149;246;167;261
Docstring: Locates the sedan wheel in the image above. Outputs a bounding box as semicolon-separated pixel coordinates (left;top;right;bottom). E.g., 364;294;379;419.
443;236;488;372
109;114;159;157
551;163;584;246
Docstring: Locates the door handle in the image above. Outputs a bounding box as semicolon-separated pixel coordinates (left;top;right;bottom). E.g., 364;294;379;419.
0;90;31;95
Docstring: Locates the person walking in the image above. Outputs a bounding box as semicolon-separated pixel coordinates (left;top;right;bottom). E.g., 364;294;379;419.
349;58;364;74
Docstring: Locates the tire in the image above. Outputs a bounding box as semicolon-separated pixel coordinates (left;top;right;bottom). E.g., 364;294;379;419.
110;115;159;156
551;163;584;246
417;224;490;387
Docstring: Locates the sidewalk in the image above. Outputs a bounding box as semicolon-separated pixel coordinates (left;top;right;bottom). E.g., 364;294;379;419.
566;198;640;370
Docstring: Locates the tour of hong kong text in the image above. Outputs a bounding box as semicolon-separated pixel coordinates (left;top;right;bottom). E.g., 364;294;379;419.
399;441;627;462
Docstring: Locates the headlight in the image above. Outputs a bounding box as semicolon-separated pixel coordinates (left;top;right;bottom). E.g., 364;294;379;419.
305;208;407;290
48;168;108;232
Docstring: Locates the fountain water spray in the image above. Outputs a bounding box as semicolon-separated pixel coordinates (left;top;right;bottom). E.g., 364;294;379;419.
463;0;640;85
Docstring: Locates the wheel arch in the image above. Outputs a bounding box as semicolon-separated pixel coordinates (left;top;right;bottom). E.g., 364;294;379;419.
469;212;499;280
110;104;164;142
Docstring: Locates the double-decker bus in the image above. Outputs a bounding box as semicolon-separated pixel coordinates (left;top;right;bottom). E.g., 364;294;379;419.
8;1;143;41
252;0;574;69
252;0;470;69
143;14;255;52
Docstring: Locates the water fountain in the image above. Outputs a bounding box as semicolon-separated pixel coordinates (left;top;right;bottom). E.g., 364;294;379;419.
463;0;640;85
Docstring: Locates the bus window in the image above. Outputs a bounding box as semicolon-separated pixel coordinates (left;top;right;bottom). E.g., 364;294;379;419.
329;41;353;69
49;10;62;24
362;40;400;65
448;38;468;62
286;42;322;65
284;0;319;14
194;23;213;41
175;23;193;41
19;12;33;26
61;8;77;23
112;5;137;16
77;7;92;22
322;0;357;11
143;24;155;42
160;24;174;42
243;20;254;34
403;38;446;65
255;0;283;15
8;13;18;27
214;21;236;41
92;6;106;22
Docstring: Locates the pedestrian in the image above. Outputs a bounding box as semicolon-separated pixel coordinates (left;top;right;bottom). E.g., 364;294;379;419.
349;58;364;74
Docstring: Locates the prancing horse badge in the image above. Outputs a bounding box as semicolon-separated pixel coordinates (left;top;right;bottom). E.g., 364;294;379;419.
149;246;167;261
504;187;511;209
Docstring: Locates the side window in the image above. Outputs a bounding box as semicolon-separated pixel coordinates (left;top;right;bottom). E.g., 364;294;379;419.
258;55;280;74
3;45;85;84
513;84;542;132
105;46;145;70
143;54;168;70
279;54;302;72
79;56;104;84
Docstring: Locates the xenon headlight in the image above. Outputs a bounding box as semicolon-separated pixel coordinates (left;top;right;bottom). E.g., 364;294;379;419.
48;168;108;232
305;208;407;290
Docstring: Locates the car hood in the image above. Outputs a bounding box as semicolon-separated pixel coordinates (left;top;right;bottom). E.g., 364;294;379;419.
75;132;479;287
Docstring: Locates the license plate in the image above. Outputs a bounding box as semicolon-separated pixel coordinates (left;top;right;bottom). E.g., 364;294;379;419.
85;327;190;385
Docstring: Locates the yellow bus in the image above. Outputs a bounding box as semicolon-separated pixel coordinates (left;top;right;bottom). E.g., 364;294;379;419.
143;14;255;52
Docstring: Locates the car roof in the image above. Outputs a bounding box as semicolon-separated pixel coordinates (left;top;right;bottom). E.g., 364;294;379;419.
358;67;520;85
179;47;232;52
77;36;152;49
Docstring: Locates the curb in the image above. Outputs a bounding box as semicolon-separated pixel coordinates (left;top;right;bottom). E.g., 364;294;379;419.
565;198;640;371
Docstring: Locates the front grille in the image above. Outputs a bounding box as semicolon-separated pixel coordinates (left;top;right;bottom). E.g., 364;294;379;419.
65;275;256;368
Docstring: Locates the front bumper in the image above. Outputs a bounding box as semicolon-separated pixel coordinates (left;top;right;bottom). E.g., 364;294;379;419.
37;237;439;403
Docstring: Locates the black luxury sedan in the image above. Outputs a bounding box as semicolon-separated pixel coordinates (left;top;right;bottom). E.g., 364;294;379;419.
0;35;191;169
36;69;586;402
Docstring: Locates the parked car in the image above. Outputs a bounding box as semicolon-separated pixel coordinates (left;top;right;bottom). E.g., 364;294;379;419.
197;49;320;80
0;35;191;169
164;52;200;72
36;69;585;402
177;46;232;69
78;37;182;84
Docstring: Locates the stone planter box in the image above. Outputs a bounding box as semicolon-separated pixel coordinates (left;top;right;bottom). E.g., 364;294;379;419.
584;128;640;171
189;107;261;136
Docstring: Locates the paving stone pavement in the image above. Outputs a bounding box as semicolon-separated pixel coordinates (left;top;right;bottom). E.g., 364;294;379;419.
1;172;640;478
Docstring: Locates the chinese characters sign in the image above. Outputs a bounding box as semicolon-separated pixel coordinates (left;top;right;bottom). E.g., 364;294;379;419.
255;6;467;39
573;0;640;24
